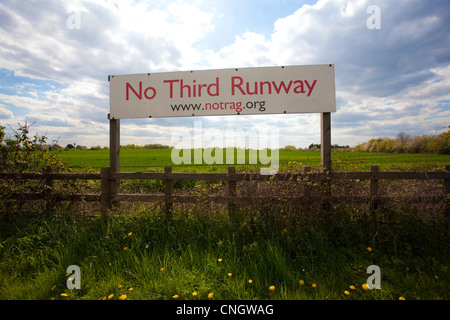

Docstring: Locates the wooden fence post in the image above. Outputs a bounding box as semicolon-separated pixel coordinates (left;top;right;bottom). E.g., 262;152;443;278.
164;166;173;216
302;166;311;204
369;165;379;211
101;167;111;214
44;174;54;211
228;167;237;214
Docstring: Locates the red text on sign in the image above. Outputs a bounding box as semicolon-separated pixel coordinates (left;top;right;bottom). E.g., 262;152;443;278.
126;82;156;100
231;77;317;97
164;77;219;98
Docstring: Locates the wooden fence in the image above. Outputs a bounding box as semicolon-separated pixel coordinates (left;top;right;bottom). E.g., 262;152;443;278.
1;165;449;215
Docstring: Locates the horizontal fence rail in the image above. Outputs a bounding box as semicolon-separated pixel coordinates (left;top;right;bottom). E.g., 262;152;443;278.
1;165;449;215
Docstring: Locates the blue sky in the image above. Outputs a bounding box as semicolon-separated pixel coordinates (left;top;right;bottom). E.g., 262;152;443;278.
0;0;449;148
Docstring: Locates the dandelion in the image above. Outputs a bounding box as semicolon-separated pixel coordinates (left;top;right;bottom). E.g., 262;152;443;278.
344;291;350;296
228;273;232;277
218;258;223;262
128;288;133;291
312;283;317;288
269;286;275;291
128;232;132;236
248;279;253;284
367;247;372;253
173;295;179;299
208;292;214;299
362;284;369;290
108;294;114;300
349;285;356;290
60;293;68;297
399;296;406;300
119;295;127;300
160;268;165;272
123;247;128;251
299;280;305;286
51;285;56;291
192;292;198;297
118;285;122;289
102;296;107;300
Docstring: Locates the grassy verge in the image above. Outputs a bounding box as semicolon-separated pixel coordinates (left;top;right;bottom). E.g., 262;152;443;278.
0;204;448;300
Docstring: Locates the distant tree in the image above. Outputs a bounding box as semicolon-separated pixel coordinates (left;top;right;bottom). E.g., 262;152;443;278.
65;144;75;150
282;145;297;151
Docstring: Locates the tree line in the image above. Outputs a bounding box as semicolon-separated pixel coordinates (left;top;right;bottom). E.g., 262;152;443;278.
353;129;450;154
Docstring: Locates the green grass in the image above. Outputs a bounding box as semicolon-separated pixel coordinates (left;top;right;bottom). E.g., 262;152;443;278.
58;149;450;172
0;204;448;300
2;149;448;300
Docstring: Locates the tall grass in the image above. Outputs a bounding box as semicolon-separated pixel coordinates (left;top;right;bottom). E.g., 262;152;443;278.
0;202;448;300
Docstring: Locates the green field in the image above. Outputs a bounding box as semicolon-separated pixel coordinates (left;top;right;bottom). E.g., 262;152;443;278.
58;148;450;172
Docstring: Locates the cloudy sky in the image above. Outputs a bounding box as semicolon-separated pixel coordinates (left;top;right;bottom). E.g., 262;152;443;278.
0;0;449;149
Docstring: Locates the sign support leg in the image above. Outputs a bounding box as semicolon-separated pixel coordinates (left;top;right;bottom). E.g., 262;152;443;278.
321;112;332;171
109;117;120;208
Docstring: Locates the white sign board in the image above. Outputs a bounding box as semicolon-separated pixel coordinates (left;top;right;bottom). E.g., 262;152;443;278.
109;64;335;119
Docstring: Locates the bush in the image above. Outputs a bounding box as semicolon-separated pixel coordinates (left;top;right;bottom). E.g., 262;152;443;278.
0;123;66;174
0;123;69;215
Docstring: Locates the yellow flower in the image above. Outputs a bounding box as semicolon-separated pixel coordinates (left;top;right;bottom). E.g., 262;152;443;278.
208;292;214;299
60;293;68;297
312;283;317;288
118;285;122;289
362;284;369;290
119;295;127;300
344;291;350;296
108;294;114;299
349;285;356;290
128;287;133;291
192;292;198;297
269;286;275;291
218;258;223;262
248;279;253;284
128;232;132;236
102;296;107;300
173;295;179;299
160;268;165;272
367;247;372;253
228;273;232;277
123;247;128;251
51;285;56;291
299;280;305;286
399;296;406;300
